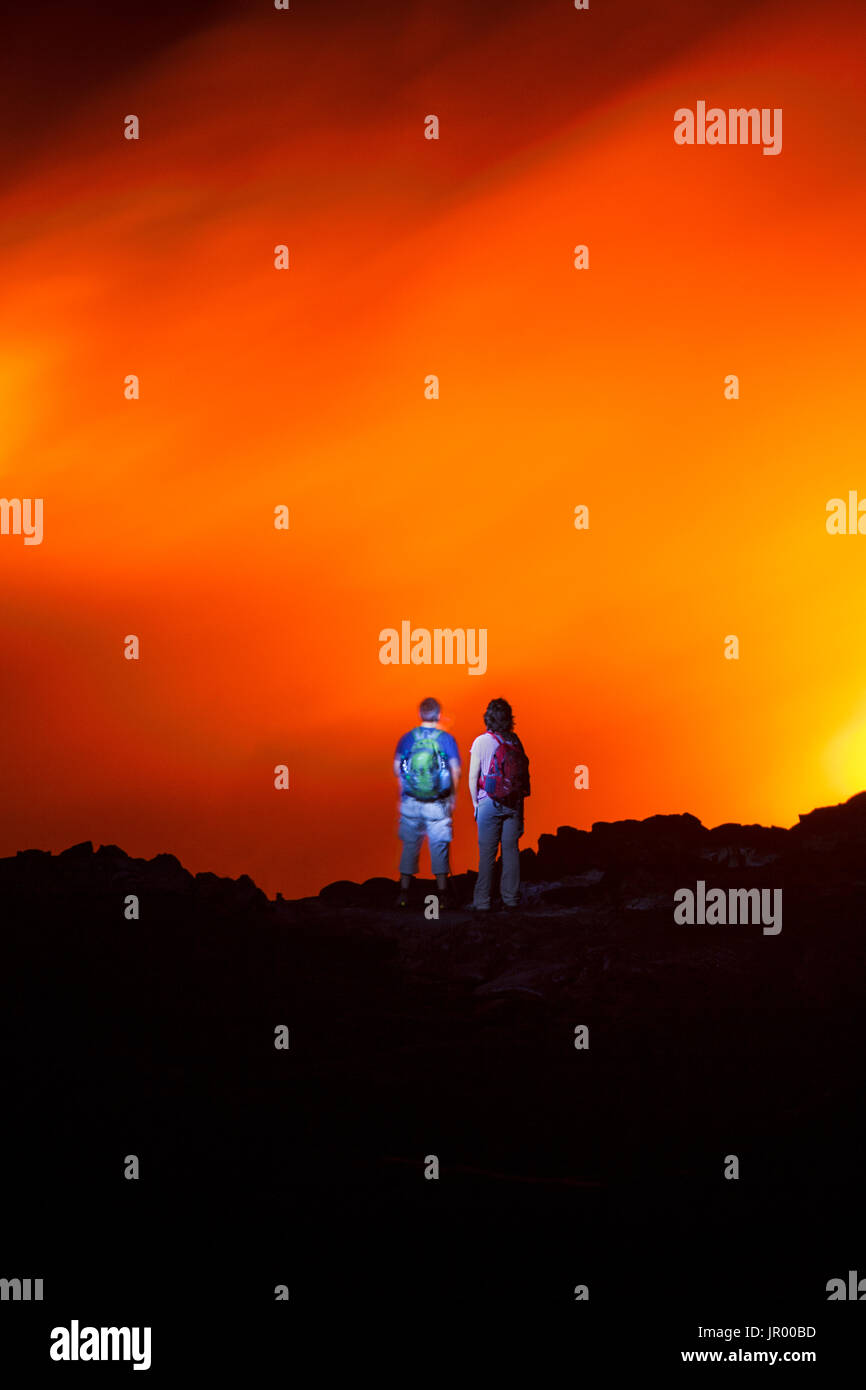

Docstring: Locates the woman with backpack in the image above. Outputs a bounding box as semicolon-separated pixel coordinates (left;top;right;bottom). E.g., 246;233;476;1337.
468;698;531;912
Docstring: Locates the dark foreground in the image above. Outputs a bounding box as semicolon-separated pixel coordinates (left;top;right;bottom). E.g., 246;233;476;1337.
2;799;865;1372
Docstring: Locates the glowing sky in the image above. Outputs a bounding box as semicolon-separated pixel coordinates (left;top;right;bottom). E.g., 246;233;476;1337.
2;0;865;896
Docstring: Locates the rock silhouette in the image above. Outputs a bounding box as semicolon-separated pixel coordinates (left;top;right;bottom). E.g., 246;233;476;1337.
1;798;864;1356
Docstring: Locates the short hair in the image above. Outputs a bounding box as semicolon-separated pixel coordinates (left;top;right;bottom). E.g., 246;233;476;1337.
484;698;514;734
419;697;441;721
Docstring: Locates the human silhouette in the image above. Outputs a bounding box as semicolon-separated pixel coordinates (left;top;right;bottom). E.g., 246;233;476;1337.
394;697;461;908
468;697;530;911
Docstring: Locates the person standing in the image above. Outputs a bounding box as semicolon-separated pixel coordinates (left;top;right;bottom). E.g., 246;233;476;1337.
468;698;530;912
394;697;461;908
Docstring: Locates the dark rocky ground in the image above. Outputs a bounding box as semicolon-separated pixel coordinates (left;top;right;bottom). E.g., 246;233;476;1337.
2;797;865;1370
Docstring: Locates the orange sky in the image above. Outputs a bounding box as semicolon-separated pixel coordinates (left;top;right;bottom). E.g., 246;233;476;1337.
2;0;865;897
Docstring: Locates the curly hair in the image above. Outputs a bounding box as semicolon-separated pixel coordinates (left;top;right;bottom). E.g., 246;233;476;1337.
483;698;514;735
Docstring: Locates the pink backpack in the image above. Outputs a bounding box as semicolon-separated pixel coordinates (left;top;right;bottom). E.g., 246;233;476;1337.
482;734;529;806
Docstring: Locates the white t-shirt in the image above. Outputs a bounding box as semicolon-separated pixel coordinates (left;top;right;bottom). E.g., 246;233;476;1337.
471;731;506;802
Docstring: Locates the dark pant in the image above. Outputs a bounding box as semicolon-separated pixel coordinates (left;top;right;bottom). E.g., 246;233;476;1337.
472;797;523;908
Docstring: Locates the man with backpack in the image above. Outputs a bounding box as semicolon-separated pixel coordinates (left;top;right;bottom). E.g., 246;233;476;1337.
468;697;531;912
394;697;461;908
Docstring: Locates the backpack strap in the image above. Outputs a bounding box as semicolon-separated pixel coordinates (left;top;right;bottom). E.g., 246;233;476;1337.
479;732;501;792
